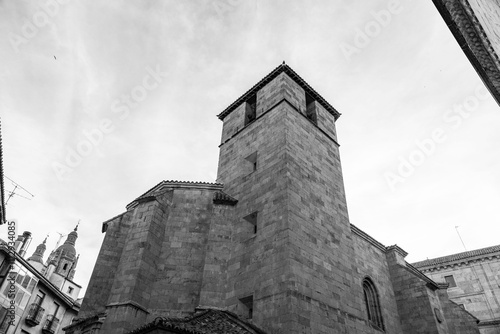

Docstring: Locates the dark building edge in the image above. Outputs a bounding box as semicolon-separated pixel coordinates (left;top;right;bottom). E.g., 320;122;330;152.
432;0;500;106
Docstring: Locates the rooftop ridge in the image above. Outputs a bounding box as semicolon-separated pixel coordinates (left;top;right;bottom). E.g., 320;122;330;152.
217;63;341;121
412;244;500;268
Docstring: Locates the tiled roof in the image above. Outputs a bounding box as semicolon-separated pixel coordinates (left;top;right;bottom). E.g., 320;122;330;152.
126;309;267;334
217;62;341;121
413;244;500;268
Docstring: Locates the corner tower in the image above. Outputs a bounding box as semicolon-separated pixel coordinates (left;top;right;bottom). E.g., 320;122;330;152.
216;63;359;332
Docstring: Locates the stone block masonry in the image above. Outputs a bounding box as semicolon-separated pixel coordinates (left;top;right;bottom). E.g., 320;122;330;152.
71;63;481;334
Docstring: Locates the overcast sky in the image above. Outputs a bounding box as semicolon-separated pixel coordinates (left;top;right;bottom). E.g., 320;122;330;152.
1;0;499;298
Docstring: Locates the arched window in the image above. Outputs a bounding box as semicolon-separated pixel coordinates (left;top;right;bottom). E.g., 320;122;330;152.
363;277;384;330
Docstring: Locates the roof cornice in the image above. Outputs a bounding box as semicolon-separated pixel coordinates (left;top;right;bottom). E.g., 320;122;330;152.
217;63;341;121
412;244;500;271
432;0;500;106
126;180;223;210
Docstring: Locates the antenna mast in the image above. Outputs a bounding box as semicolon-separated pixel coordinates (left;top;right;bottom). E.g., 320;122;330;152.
5;176;34;205
455;226;467;251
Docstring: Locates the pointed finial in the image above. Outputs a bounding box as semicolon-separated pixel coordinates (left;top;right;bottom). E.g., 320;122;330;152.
74;220;80;231
43;235;48;244
282;60;285;65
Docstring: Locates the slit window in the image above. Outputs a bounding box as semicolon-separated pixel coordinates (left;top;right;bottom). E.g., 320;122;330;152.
243;212;258;234
244;95;257;126
245;152;258;173
239;295;254;320
305;92;317;124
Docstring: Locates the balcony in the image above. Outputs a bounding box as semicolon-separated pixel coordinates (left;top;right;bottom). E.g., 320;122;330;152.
42;315;59;334
25;303;45;327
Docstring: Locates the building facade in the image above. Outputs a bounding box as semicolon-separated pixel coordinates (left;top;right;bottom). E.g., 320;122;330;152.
0;228;81;334
414;245;500;334
68;64;480;334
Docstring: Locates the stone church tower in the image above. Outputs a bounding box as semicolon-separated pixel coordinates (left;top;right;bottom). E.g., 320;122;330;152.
68;64;480;334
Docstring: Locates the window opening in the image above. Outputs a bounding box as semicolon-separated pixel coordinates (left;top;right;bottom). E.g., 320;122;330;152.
305;92;317;124
444;275;457;288
244;95;257;126
245;152;258;173
243;212;258;234
363;277;384;330
239;295;254;320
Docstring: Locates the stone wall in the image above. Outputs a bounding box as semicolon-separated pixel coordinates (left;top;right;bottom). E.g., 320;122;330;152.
423;259;500;325
73;65;482;334
79;213;129;317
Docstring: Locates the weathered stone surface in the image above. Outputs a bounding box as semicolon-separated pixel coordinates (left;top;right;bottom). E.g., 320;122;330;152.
73;64;481;334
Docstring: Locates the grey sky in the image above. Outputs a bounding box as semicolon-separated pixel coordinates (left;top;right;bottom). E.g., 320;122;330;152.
1;0;499;297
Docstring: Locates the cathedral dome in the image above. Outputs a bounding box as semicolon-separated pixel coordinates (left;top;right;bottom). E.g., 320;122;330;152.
54;242;77;260
51;225;78;261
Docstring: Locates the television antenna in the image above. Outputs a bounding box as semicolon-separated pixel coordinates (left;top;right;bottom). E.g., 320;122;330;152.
54;232;68;248
5;176;34;205
455;226;468;251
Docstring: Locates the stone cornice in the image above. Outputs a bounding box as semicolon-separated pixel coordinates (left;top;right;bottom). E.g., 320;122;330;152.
350;224;386;252
126;180;224;210
432;0;500;106
413;244;500;272
417;254;500;273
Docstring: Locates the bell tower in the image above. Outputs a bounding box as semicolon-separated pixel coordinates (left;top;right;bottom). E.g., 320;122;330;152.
216;63;358;332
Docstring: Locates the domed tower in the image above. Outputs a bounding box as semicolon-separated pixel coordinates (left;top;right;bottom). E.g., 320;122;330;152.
45;225;82;299
49;225;78;276
27;236;48;273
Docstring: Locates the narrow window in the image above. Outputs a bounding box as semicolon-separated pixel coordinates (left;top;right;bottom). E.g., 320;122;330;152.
245;152;258;173
363;277;384;330
243;212;258;234
444;275;457;288
53;302;60;318
305;92;317;124
244;95;257;126
63;263;68;270
239;295;254;320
